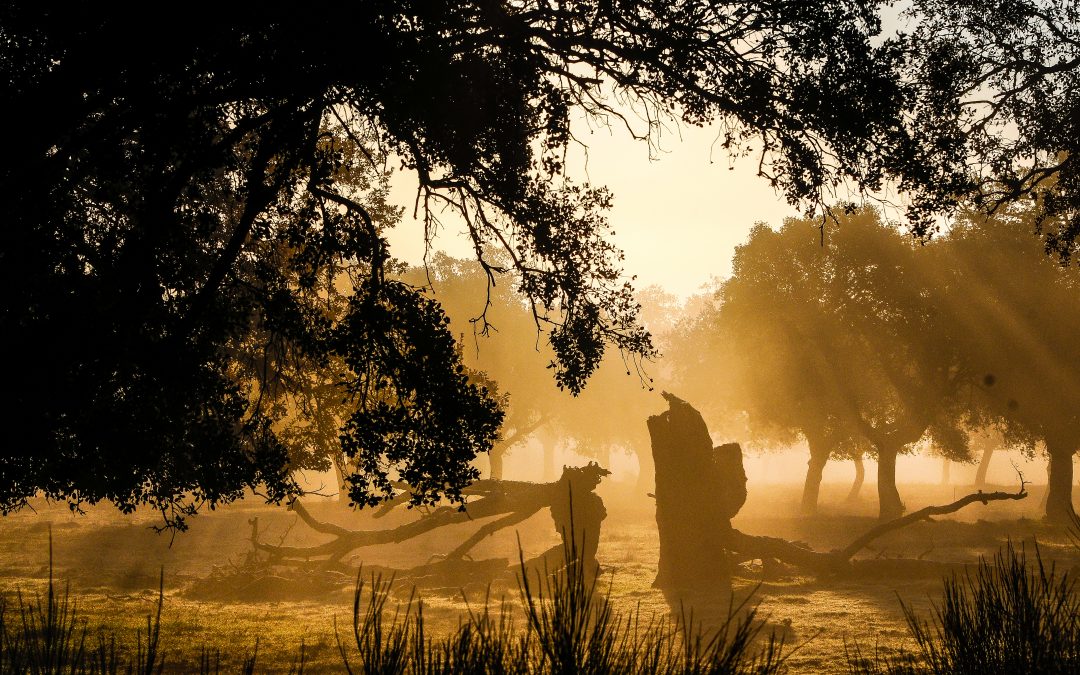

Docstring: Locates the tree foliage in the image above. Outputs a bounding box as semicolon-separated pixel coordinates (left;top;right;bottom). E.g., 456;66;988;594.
403;253;664;481
3;2;1020;524
676;208;970;519
905;0;1080;255
926;205;1080;521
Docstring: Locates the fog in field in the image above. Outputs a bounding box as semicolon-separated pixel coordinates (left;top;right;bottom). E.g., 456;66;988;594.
7;202;1080;673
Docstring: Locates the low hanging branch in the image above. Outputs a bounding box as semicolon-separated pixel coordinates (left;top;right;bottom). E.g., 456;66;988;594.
254;464;611;570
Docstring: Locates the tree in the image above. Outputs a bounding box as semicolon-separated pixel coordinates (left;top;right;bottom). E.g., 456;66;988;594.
682;208;971;520
669;269;870;515
399;251;561;480
925;207;1080;522
903;1;1080;255
0;2;957;524
407;254;666;484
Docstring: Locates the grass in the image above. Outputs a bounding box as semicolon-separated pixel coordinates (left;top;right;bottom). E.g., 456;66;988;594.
1;532;784;674
0;536;165;674
335;538;786;675
846;541;1080;675
9;513;1080;674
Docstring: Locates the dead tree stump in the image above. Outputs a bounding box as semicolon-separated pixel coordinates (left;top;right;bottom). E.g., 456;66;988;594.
648;392;746;600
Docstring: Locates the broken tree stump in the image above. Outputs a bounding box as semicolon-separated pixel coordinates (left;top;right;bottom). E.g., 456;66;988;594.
649;392;746;598
646;392;1030;588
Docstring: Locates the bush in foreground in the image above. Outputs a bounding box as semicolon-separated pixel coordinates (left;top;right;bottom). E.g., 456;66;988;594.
848;542;1080;675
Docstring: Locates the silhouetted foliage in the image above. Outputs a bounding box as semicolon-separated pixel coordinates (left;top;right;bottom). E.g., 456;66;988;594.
848;543;1080;674
3;2;1008;525
905;1;1080;258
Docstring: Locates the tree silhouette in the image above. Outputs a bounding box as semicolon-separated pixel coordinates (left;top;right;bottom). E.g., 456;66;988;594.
905;0;1080;256
0;3;988;524
399;251;560;480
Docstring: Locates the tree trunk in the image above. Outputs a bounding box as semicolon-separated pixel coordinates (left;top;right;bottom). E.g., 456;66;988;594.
332;454;349;503
876;446;904;521
940;457;951;485
595;445;611;472
635;444;655;495
974;446;994;487
847;454;865;502
489;444;506;480
648;393;743;602
542;437;556;483
801;437;830;514
1044;438;1076;524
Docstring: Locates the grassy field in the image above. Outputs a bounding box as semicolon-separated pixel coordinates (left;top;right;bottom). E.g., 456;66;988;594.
0;480;1075;673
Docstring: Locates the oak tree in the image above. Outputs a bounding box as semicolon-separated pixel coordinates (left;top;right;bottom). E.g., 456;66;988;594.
0;2;940;524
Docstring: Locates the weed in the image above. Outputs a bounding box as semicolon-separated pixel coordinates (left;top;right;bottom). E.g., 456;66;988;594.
847;541;1080;674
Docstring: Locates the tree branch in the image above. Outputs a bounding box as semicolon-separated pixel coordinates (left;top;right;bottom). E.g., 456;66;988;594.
837;486;1028;560
727;485;1028;575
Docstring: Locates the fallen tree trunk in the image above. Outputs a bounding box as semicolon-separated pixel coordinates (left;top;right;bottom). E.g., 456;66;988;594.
728;487;1028;575
836;488;1028;560
255;464;612;573
649;392;1029;583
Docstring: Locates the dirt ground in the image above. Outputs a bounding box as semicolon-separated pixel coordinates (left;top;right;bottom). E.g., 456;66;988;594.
0;480;1076;673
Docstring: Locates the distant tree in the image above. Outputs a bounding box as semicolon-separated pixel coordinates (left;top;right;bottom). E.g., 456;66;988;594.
968;426;1022;489
815;211;975;520
399;251;561;480
410;254;666;484
680;209;972;520
669;271;870;515
925;208;1080;522
544;349;660;487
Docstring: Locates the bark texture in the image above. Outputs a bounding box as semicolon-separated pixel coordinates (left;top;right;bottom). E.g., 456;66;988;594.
648;392;745;598
1044;439;1076;524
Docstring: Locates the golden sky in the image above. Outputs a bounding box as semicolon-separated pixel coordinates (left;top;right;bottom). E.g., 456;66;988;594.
387;118;796;299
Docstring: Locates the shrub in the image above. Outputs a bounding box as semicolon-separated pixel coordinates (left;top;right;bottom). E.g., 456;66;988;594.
848;542;1080;675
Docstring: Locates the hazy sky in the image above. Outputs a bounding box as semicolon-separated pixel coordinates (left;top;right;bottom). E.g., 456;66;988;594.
385;5;917;299
386;117;797;299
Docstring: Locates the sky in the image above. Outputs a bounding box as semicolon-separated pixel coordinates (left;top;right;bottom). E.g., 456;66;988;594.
384;5;917;300
385;116;798;299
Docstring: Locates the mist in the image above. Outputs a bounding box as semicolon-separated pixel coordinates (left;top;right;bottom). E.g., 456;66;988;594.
5;2;1080;672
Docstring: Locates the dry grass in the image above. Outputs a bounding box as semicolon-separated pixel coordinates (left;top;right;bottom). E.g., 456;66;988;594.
0;482;1075;673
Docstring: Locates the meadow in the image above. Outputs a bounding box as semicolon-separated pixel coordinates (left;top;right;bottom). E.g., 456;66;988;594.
1;477;1074;673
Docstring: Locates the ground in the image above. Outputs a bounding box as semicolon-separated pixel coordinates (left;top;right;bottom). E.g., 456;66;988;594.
0;481;1075;673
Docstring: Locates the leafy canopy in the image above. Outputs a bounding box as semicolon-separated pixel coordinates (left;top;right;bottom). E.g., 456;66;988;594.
1;2;956;525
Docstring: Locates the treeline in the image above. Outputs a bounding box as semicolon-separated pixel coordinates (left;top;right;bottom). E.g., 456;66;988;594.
668;205;1080;523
